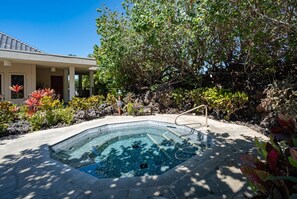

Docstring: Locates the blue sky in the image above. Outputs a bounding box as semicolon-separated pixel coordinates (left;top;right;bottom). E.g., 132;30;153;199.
0;0;124;57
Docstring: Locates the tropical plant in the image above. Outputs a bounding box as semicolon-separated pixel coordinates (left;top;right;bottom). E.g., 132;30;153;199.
0;101;16;134
188;88;206;107
9;84;24;98
68;97;90;111
39;96;62;111
25;88;56;115
0;123;8;134
171;88;206;111
0;101;16;123
171;89;188;110
86;95;105;109
106;93;117;106
241;116;297;198
28;111;45;131
203;87;248;120
171;87;248;119
69;95;105;120
54;107;74;125
17;105;30;120
127;102;134;115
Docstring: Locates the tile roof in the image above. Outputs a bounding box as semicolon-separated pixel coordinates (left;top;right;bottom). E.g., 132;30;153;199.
0;32;42;53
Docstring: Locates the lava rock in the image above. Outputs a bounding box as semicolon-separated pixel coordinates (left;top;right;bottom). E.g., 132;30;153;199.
87;109;97;119
103;106;114;115
98;103;107;109
7;120;30;135
260;113;277;129
74;110;85;119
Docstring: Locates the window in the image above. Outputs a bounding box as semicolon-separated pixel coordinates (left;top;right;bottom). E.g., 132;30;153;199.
11;75;24;99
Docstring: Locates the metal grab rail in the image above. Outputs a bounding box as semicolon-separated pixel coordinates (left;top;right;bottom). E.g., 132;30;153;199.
174;105;208;127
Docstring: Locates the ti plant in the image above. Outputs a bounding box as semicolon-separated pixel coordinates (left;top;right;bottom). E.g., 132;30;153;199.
240;116;297;199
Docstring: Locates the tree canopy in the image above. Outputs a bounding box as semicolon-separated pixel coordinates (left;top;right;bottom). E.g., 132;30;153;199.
94;0;297;92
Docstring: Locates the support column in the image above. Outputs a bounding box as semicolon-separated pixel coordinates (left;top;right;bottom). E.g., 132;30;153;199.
78;74;82;89
78;74;82;97
89;71;94;96
69;66;75;100
63;69;69;102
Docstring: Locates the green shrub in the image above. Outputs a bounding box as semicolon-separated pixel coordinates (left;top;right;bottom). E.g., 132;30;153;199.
0;123;8;134
38;96;64;127
68;97;90;111
18;105;29;120
171;87;248;119
45;112;58;126
29;107;74;130
127;103;134;115
0;101;17;134
171;89;188;109
106;93;117;106
188;88;206;107
54;107;74;125
29;112;45;131
86;95;105;108
203;87;248;120
171;88;206;110
39;96;63;111
69;95;105;111
0;101;15;123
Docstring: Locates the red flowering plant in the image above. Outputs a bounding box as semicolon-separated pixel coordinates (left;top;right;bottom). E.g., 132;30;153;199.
9;84;24;99
240;116;297;198
24;88;56;116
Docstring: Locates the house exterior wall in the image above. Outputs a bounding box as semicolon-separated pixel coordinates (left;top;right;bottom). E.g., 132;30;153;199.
0;62;36;104
36;67;64;88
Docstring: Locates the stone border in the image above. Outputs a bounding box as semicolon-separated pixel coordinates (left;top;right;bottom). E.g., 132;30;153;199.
46;120;216;191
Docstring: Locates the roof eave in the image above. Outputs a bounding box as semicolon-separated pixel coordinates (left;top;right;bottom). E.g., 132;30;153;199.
0;49;96;68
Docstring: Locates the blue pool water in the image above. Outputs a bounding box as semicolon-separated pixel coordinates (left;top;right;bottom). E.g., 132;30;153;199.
50;121;210;179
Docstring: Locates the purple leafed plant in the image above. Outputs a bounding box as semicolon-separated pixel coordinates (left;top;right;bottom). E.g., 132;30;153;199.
241;116;297;199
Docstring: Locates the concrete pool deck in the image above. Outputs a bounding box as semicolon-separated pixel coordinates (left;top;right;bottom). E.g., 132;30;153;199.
0;114;267;199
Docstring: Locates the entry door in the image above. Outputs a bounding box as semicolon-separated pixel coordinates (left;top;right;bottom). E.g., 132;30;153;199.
51;76;63;99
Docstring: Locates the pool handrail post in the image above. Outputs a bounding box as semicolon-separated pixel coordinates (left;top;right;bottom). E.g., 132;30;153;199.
174;105;208;127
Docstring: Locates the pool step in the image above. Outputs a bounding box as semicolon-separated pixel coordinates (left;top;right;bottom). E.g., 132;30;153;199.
146;133;171;159
163;130;182;142
55;151;70;160
162;131;171;141
166;128;200;148
91;146;100;156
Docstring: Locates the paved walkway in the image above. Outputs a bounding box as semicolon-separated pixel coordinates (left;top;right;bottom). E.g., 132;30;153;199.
0;114;267;199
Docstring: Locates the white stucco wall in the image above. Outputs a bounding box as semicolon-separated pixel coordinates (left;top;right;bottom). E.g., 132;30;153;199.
0;62;36;104
36;67;64;88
